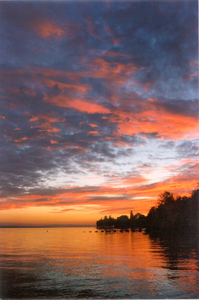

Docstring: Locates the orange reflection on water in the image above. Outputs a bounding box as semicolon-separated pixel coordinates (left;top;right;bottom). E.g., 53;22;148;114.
0;228;198;298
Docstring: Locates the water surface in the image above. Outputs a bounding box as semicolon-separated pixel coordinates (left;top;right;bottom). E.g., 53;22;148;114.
0;227;198;298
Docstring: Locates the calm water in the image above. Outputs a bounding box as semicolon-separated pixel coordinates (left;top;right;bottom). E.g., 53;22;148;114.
0;227;199;299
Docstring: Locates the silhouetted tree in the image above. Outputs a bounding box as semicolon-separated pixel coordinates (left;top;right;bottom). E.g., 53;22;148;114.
146;187;199;234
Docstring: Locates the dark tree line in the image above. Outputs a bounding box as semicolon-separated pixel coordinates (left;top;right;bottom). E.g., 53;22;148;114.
146;188;199;233
96;187;199;234
96;211;147;230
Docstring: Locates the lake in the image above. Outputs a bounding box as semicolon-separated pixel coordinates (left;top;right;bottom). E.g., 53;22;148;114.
0;227;198;299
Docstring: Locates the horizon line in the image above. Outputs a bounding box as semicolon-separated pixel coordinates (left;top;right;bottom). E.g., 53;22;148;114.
0;224;95;228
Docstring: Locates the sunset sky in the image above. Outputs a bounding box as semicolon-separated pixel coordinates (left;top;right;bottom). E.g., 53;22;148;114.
0;0;198;226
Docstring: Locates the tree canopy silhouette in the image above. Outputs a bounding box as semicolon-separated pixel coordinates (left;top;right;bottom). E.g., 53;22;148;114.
146;187;198;233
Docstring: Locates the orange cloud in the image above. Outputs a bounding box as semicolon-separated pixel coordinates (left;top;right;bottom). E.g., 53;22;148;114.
182;60;199;81
89;58;138;79
44;78;91;95
50;140;59;144
109;102;199;140
14;137;28;143
103;51;131;58
148;98;157;103
88;130;99;136
35;22;65;38
44;95;110;114
29;114;63;123
121;176;149;186
77;57;139;92
131;164;198;199
42;75;110;114
40;68;80;82
29;113;63;136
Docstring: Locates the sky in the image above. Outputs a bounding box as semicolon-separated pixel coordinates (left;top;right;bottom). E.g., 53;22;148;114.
0;0;198;226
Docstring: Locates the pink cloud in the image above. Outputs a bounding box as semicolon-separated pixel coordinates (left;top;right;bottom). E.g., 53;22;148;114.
44;78;91;95
108;101;199;140
34;22;65;38
88;130;99;136
44;95;110;114
29;113;64;136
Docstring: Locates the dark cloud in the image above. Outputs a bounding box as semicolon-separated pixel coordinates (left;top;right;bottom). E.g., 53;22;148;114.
159;99;199;119
177;140;199;158
159;141;175;149
87;195;131;202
